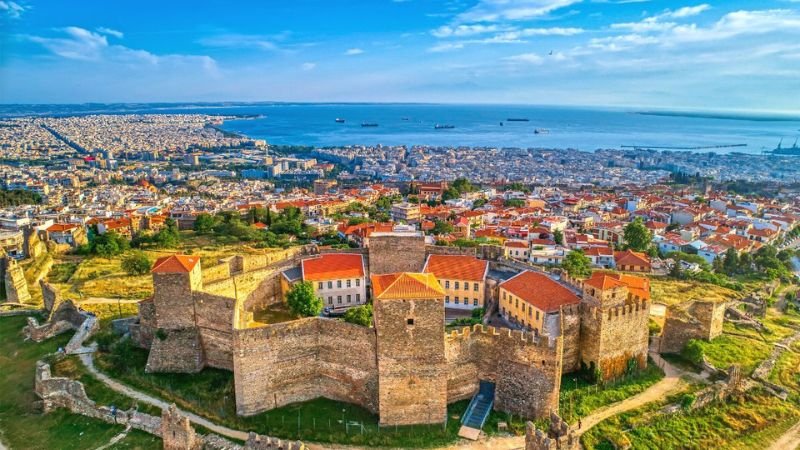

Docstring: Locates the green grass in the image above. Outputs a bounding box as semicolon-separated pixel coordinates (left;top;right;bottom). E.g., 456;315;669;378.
251;302;298;325
694;334;772;376
48;262;78;283
581;389;800;450
558;360;665;424
0;315;160;450
93;335;524;447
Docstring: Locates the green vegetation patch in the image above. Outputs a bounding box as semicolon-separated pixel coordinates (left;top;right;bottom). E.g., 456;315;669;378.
0;315;160;450
581;389;800;450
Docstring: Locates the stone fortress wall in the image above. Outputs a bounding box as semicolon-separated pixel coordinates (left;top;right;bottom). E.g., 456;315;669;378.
136;234;649;425
658;299;726;354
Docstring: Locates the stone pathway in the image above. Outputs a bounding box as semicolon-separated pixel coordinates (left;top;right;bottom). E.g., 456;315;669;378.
768;419;800;450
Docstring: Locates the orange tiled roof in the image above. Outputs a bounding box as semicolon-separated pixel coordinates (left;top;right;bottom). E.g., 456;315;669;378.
423;255;488;282
47;223;79;232
301;253;365;281
500;271;579;312
504;240;528;249
614;250;651;267
152;255;200;273
371;272;445;300
584;272;650;301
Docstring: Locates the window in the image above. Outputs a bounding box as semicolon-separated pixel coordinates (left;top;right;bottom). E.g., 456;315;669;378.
515;298;519;308
454;281;460;290
346;280;351;288
528;308;532;317
455;297;459;304
445;297;450;304
474;283;479;291
536;311;540;320
328;296;333;304
473;298;478;306
407;318;415;326
355;279;360;287
337;296;342;304
337;280;342;288
328;281;333;289
318;282;323;290
356;293;361;302
346;295;351;303
502;291;506;300
445;280;450;289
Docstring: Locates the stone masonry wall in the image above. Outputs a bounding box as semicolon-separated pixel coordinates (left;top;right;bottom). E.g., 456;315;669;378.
445;324;562;419
233;317;378;416
581;300;650;380
194;292;236;370
524;412;579;450
40;280;60;314
368;234;426;274
146;327;205;373
659;300;726;354
4;259;31;304
559;306;582;373
374;296;448;426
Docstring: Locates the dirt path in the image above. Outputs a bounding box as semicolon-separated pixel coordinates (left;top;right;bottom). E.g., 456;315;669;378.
768;420;800;450
574;353;689;436
78;352;250;442
79;297;141;305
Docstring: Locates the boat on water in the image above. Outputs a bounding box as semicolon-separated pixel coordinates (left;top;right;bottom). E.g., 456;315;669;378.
507;118;530;122
361;122;379;127
772;138;800;156
534;128;550;134
434;124;455;129
335;118;345;123
401;117;410;121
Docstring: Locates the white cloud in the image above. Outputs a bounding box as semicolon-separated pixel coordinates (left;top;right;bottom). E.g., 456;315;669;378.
301;62;316;70
25;27;217;72
428;42;465;52
0;1;25;19
668;4;711;19
432;24;503;38
344;48;364;55
503;52;544;64
198;34;282;51
612;4;710;32
495;27;584;39
96;27;124;39
455;0;582;23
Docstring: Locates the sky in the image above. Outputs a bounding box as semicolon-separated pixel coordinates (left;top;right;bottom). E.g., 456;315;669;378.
1;0;800;112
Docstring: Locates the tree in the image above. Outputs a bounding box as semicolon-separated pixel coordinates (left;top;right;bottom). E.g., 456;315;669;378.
553;229;564;246
722;247;740;275
91;231;130;257
623;218;652;252
562;249;592;278
122;251;152;276
432;219;454;235
682;339;705;367
286;281;323;317
504;198;525;208
153;218;181;248
193;213;217;233
343;304;373;327
451;178;476;194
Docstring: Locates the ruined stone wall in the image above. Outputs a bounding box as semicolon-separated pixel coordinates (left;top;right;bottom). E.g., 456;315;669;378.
193;292;236;370
368;234;426;274
131;299;156;349
559;306;582;373
659;300;726;354
40;280;59;314
445;325;562;419
233;318;378;416
4;259;31;304
374;296;447;425
162;404;201;450
524;412;579;450
425;244;502;261
581;300;650;379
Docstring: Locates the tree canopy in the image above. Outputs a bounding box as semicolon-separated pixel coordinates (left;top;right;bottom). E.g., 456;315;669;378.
562;249;592;278
122;251;152;276
286;281;323;317
624;218;653;252
343;304;373;327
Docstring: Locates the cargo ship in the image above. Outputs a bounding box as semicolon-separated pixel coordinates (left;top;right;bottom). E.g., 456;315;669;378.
772;138;800;156
335;118;345;123
434;124;455;129
361;122;379;127
506;118;530;122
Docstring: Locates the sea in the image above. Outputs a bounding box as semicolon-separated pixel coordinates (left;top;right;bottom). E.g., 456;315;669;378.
2;103;799;154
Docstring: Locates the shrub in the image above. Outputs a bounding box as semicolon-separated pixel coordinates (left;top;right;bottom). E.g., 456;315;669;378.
343;304;373;327
121;251;152;276
682;339;706;367
286;281;323;317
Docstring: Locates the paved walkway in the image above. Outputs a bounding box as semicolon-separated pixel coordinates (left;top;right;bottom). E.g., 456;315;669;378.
768;420;800;450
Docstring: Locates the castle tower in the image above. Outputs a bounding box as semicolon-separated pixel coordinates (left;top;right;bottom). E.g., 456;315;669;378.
372;272;448;426
151;255;202;329
578;272;650;380
146;255;205;373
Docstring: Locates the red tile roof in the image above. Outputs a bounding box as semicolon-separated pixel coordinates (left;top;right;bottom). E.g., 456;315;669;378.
423;255;488;282
614;250;651;267
584;272;651;301
371;273;445;300
152;255;200;273
47;223;79;232
500;271;580;312
302;253;365;281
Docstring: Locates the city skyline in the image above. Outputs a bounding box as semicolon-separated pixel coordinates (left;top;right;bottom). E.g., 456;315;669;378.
2;0;800;113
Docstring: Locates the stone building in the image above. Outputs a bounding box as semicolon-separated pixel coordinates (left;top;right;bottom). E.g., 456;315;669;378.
658;299;726;354
422;254;489;310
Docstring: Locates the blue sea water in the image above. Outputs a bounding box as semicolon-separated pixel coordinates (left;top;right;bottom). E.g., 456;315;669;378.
2;103;799;154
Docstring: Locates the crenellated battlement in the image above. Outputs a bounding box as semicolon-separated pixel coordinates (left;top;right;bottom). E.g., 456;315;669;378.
446;323;557;349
